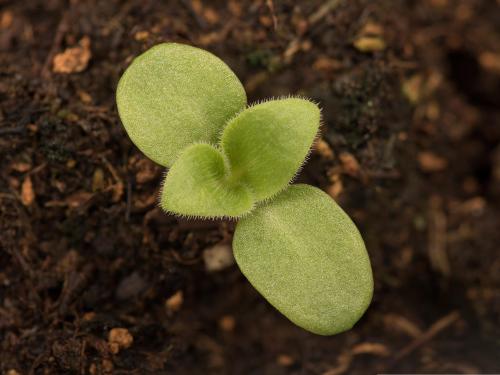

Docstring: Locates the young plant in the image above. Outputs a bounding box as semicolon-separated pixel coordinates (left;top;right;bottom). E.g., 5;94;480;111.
116;43;373;335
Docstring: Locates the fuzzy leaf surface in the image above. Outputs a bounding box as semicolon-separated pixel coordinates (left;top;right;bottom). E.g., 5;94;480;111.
221;98;320;201
117;43;246;167
161;144;254;218
233;184;373;335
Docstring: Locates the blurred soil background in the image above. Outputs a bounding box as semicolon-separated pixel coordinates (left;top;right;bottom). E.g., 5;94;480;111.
0;0;499;374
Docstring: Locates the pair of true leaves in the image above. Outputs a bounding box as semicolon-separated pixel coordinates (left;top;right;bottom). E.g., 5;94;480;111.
116;43;373;335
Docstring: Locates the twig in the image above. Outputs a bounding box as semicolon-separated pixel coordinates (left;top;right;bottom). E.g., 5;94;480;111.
283;0;343;64
101;155;123;186
181;0;207;29
0;125;25;136
41;7;72;80
380;311;460;372
266;0;278;30
126;177;132;222
428;195;450;276
308;0;342;26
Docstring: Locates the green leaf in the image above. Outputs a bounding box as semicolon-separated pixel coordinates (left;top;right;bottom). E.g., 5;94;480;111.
221;98;320;201
116;43;246;167
233;184;373;335
161;143;254;218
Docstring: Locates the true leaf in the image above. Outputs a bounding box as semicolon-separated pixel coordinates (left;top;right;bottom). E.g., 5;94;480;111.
161;143;254;218
116;43;246;167
233;184;373;335
221;98;320;201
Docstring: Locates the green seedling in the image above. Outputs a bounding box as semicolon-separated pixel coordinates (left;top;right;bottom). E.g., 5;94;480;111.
117;43;373;335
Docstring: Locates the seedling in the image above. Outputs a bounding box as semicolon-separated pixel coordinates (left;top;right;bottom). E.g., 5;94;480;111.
117;43;373;335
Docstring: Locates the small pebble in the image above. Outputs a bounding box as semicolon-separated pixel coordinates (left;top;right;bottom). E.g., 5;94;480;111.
203;244;235;272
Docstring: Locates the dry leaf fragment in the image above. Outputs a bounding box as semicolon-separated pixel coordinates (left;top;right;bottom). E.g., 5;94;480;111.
353;36;386;52
21;175;35;206
53;36;91;74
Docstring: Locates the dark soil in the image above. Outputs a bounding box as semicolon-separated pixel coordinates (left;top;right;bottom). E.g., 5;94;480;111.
1;0;499;374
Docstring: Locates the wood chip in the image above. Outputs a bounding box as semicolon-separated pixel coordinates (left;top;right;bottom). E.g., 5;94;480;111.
134;30;150;41
0;11;13;29
359;22;384;36
428;195;450;276
479;52;500;74
418;151;448;172
203;7;219;24
83;312;96;321
313;56;343;74
135;159;159;184
219;315;236;332
228;1;242;17
277;354;295;366
66;191;93;208
353;36;386;52
165;290;184;312
102;359;113;373
77;90;92;104
21;175;35;206
92;168;106;192
55;249;81;274
429;0;448;7
402;74;423;104
11;161;31;172
53;36;91;74
108;328;133;354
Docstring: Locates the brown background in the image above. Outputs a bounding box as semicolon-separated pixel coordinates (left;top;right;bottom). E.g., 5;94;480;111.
0;0;499;374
